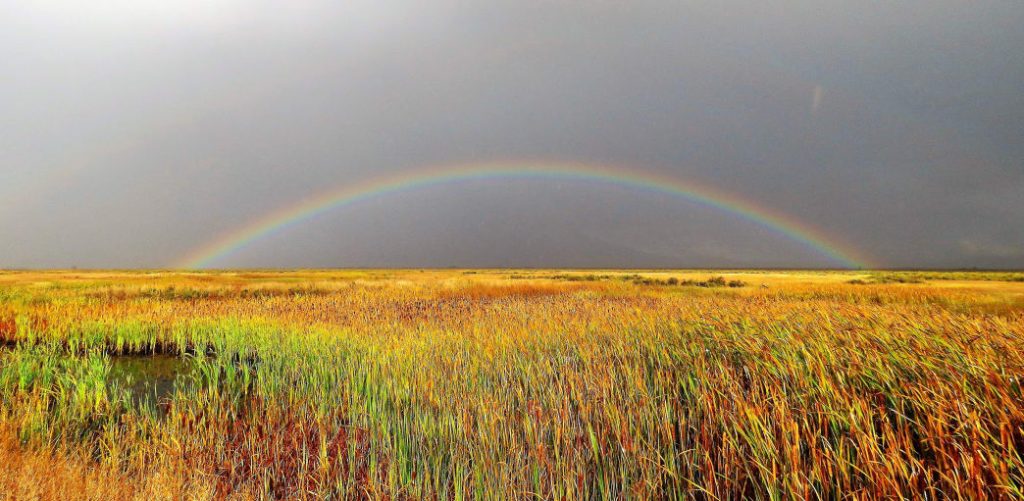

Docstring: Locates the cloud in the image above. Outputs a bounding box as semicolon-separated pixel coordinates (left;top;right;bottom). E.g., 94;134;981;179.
958;240;1024;259
1;1;1022;268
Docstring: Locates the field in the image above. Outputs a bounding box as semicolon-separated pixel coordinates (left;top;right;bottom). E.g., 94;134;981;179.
1;269;1022;499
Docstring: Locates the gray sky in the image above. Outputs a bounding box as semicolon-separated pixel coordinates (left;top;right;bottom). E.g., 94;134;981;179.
2;1;1022;269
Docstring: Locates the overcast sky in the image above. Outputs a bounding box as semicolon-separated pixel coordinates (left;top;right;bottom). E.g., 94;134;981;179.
2;1;1022;269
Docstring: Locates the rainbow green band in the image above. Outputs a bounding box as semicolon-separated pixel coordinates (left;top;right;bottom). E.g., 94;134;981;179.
176;161;872;269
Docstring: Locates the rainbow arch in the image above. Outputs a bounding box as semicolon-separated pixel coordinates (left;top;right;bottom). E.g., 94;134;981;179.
175;161;873;269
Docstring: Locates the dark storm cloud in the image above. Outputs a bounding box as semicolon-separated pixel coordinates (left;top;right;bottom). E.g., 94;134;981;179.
1;1;1021;269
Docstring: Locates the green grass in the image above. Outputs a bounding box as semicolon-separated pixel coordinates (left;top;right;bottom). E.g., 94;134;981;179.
0;270;1022;498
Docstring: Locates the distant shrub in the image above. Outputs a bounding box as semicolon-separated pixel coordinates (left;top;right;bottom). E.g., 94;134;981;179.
848;279;869;285
867;273;925;285
669;276;745;288
625;275;745;288
860;271;1024;282
555;274;607;282
705;276;728;287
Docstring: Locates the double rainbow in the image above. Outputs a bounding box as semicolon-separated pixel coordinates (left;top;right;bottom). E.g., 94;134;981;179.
175;161;872;269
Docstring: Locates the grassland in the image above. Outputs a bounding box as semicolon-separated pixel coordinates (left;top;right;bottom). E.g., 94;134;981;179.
0;269;1022;499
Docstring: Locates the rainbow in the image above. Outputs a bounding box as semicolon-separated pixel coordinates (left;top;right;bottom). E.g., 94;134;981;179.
175;161;873;269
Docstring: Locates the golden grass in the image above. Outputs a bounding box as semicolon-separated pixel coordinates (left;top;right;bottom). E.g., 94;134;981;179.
0;270;1021;498
0;424;147;501
435;281;587;301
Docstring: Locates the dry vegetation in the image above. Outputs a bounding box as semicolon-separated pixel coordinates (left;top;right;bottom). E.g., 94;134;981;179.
0;269;1022;499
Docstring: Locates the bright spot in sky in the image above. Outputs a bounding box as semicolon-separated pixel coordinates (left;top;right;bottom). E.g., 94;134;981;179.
14;1;412;39
18;0;248;31
811;85;824;114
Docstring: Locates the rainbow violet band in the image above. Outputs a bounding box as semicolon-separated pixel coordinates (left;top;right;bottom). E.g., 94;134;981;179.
175;161;873;269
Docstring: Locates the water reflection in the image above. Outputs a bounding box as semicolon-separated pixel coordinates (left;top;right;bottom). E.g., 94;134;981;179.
108;354;194;410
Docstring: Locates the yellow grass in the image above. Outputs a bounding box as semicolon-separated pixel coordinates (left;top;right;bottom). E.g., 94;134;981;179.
0;269;1022;498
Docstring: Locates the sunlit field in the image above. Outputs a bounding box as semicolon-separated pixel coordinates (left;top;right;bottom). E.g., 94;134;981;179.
1;270;1022;499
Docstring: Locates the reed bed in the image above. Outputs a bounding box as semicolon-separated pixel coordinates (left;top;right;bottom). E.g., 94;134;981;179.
0;271;1022;499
